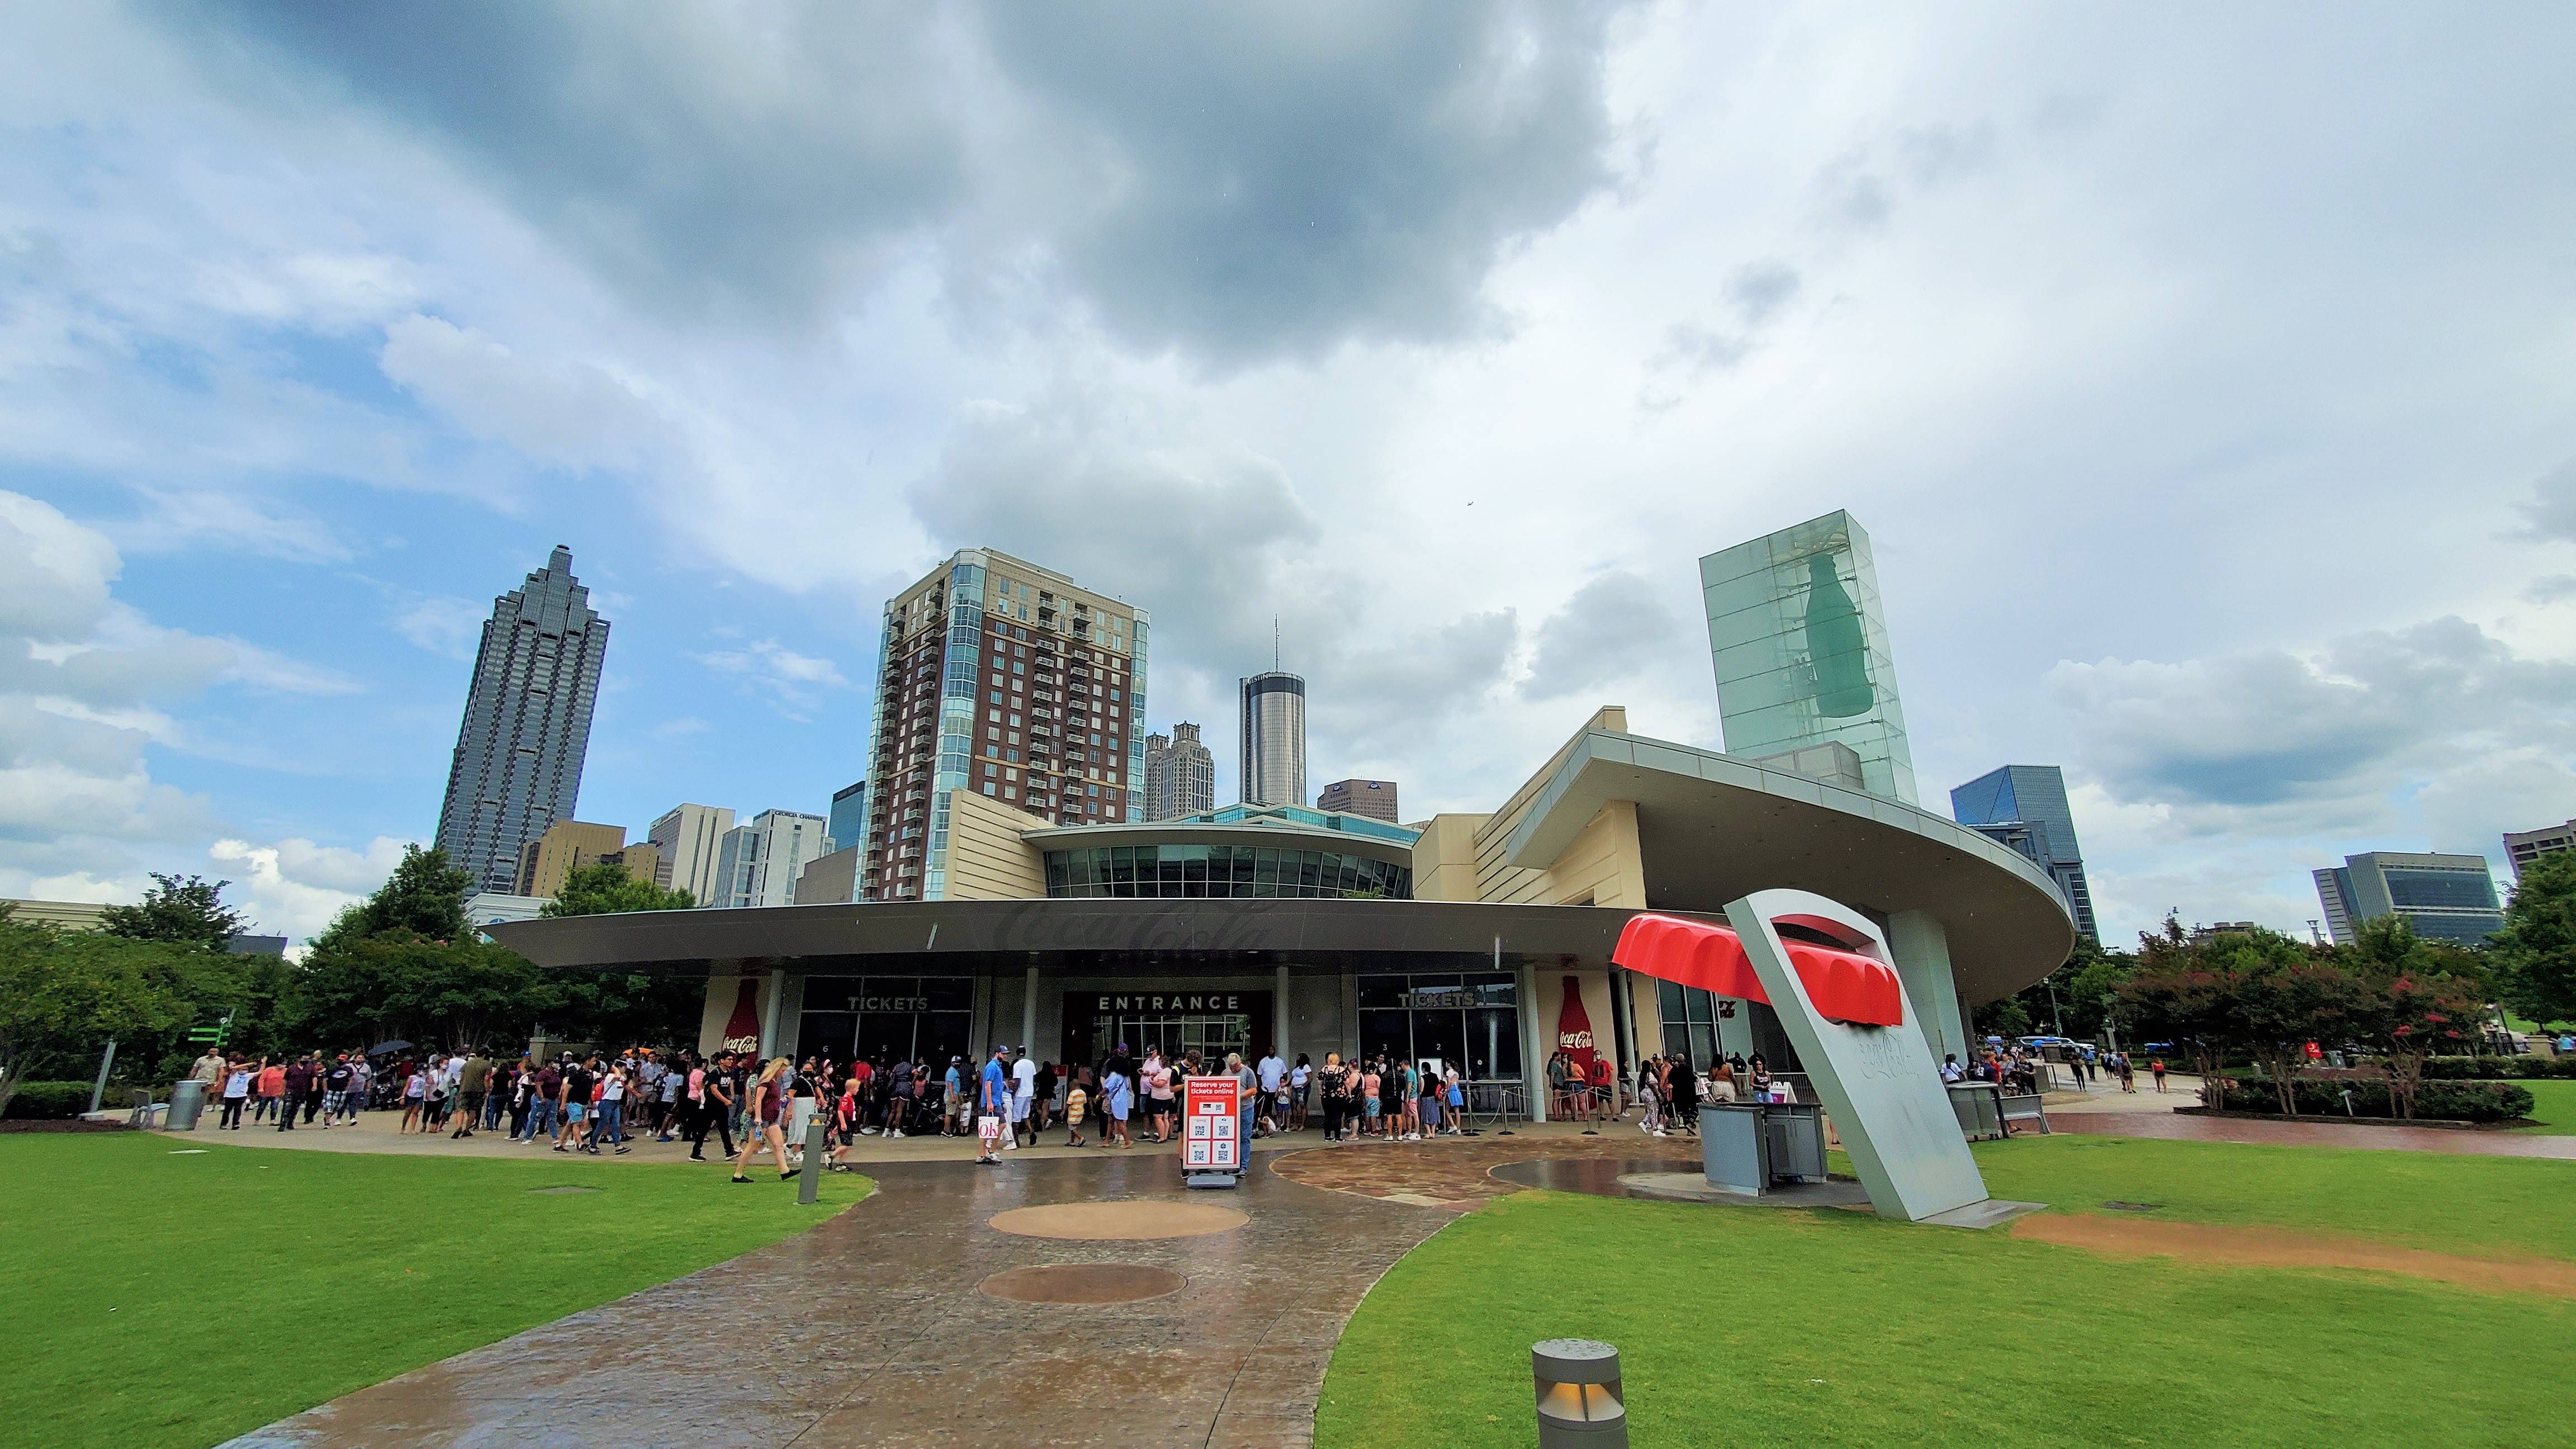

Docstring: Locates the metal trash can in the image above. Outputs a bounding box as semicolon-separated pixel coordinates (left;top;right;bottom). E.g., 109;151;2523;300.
165;1078;207;1131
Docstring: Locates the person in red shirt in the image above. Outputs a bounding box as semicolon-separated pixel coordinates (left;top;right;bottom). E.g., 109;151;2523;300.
253;1059;287;1125
1588;1055;1614;1121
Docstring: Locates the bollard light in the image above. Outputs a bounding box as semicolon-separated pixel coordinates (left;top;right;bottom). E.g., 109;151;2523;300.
1533;1338;1627;1447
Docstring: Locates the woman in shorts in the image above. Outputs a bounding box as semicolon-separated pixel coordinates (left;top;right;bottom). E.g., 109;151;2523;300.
1360;1064;1381;1138
730;1058;795;1183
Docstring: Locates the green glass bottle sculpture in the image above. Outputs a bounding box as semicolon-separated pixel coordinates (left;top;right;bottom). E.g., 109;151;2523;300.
1803;552;1874;717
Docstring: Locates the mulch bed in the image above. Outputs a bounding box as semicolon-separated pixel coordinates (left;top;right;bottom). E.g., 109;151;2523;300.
0;1119;135;1134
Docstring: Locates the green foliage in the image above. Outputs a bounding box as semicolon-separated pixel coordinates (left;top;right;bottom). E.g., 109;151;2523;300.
96;873;248;950
2494;849;2576;1027
2119;921;2388;1113
2419;1054;2576;1079
1972;995;2032;1038
541;860;694;917
535;861;701;1047
0;1082;103;1120
2216;1077;2534;1123
309;844;470;950
292;934;556;1055
0;912;240;1114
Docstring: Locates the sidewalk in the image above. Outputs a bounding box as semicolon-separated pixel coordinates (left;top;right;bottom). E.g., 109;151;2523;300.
165;1106;1627;1166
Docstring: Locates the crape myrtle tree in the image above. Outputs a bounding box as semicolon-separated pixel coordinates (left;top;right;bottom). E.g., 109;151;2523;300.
2494;849;2576;1030
538;861;703;1048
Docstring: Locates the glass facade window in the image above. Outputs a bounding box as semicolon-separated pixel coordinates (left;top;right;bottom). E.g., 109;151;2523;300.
1356;973;1521;1083
2383;869;2503;911
793;976;973;1068
1043;844;1412;899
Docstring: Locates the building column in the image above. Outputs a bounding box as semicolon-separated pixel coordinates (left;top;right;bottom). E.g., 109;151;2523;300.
757;967;787;1060
1022;965;1039;1053
1517;954;1547;1123
1276;963;1292;1061
1609;963;1641;1095
1887;910;1968;1067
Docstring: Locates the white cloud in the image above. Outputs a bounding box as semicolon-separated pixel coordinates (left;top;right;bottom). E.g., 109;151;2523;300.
210;835;413;942
695;638;849;719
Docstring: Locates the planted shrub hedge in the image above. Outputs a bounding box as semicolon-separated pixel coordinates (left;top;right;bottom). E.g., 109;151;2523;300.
2218;1078;2534;1122
2416;1055;2576;1081
0;1081;105;1120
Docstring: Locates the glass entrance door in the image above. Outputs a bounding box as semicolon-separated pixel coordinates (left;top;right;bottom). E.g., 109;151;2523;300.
1090;1011;1249;1068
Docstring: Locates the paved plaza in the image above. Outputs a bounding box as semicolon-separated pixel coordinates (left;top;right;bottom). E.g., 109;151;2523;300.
221;1151;1447;1449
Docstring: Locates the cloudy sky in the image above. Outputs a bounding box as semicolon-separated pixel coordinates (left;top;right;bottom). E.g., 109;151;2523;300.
4;3;2572;946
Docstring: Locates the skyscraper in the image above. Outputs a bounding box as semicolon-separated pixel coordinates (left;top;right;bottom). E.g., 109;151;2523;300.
827;780;868;857
2313;852;2504;946
1144;723;1216;821
648;802;736;905
433;546;610;895
2504;819;2576;877
863;549;1148;901
711;809;834;910
1700;510;1916;804
1317;778;1400;823
1950;765;2098;946
1239;671;1306;807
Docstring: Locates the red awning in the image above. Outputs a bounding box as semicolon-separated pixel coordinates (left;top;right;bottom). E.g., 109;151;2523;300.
1612;912;1903;1027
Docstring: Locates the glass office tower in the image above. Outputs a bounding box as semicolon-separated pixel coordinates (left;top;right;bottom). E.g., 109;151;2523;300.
1700;510;1917;804
1951;765;2100;946
2313;852;2504;946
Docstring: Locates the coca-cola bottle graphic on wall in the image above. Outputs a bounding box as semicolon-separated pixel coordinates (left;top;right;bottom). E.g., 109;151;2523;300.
1802;552;1874;718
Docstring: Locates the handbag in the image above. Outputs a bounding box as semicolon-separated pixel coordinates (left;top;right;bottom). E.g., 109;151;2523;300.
977;1113;1003;1144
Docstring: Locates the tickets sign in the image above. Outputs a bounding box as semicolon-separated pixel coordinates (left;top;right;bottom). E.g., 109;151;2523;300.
1182;1074;1240;1172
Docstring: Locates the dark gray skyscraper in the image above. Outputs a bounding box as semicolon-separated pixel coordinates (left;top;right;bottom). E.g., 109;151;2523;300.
434;546;610;895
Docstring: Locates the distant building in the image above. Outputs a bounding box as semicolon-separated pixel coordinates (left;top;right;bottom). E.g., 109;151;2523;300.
648;803;737;906
1317;778;1400;823
1;898;111;931
864;548;1147;901
433;546;610;896
827;781;868;864
2187;921;2260;946
465;892;550;935
1702;509;1916;804
793;844;862;905
2313;851;2504;947
713;809;834;910
1949;765;2100;947
1239;672;1307;807
1144;723;1216;821
600;839;661;892
2504;819;2576;878
514;820;628;899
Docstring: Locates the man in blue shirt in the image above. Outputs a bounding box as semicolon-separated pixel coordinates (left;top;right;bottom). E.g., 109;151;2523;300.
977;1047;1012;1166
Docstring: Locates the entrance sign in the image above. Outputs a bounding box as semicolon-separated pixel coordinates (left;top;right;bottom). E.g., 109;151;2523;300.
1182;1075;1240;1173
1613;894;1994;1224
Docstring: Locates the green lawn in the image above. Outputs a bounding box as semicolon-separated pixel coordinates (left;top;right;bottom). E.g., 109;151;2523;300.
1319;1137;2576;1449
2515;1078;2576;1135
0;1132;869;1449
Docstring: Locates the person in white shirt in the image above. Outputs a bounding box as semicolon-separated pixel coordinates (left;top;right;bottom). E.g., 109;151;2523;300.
1009;1050;1039;1149
1255;1052;1286;1135
1289;1055;1312;1131
1939;1054;1965;1085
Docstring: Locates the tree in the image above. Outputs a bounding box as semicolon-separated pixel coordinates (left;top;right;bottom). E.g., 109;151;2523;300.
541;861;693;917
2374;972;2484;1119
2494;850;2576;1029
98;873;248;950
293;934;558;1055
2230;959;2370;1115
0;908;201;1117
309;844;471;951
1973;996;2032;1039
539;860;703;1047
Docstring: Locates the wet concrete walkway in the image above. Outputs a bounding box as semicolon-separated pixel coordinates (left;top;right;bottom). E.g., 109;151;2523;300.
2054;1111;2576;1158
223;1154;1448;1449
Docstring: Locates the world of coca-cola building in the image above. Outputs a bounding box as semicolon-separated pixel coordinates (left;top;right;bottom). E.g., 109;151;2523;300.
493;708;2073;1120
